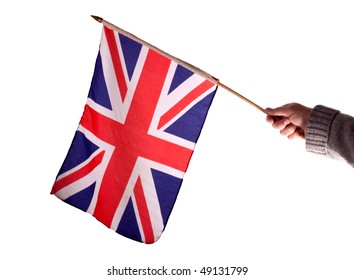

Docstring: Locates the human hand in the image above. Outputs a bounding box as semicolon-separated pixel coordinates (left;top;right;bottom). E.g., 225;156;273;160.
265;103;312;140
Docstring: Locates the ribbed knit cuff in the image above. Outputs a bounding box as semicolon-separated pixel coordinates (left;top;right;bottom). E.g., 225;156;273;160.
305;105;339;155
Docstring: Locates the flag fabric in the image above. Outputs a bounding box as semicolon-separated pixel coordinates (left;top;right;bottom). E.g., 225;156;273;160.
51;25;218;243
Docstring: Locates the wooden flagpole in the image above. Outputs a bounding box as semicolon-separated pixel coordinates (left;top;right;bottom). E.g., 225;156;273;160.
91;15;268;116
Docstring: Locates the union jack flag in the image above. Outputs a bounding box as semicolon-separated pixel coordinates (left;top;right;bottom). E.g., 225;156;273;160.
51;25;217;243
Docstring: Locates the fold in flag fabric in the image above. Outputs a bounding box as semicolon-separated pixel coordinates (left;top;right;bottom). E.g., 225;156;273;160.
51;25;218;243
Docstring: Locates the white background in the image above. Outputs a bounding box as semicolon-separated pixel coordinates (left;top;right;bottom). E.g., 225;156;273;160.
2;0;354;279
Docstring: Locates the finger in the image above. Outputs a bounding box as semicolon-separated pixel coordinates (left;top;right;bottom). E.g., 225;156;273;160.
265;109;288;125
266;115;275;124
287;133;297;140
288;131;304;140
289;127;305;140
280;123;297;137
272;118;290;130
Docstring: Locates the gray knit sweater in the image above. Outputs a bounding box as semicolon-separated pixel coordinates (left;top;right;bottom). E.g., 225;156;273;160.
306;105;354;167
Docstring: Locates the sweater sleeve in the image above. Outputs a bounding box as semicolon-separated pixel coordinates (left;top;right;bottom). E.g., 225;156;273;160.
305;105;354;167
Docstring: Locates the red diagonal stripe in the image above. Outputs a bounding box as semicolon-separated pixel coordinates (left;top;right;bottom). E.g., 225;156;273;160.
134;177;154;244
104;26;128;102
51;151;105;194
157;80;214;129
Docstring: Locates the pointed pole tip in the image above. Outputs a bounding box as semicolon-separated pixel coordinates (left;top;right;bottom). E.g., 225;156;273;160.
91;15;103;23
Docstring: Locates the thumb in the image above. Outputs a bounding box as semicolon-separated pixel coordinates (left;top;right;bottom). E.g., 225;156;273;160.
265;107;290;118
